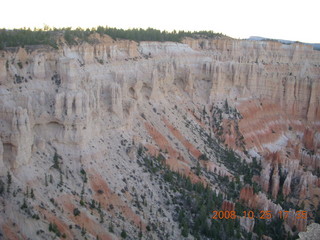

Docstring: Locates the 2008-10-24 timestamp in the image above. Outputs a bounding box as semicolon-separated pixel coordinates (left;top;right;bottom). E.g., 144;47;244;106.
212;210;307;220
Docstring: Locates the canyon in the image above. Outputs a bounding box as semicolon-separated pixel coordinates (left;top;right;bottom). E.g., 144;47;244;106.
0;33;319;239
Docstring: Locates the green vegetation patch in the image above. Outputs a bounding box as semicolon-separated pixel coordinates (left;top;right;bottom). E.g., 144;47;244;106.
0;26;227;49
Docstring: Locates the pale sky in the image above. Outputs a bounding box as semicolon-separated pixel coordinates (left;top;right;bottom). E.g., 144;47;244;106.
1;0;319;43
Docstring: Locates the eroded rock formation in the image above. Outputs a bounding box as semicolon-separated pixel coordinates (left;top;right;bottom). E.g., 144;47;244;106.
0;34;319;239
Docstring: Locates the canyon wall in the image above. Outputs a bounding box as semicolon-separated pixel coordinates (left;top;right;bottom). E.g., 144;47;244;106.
1;35;319;171
0;35;319;238
0;35;320;171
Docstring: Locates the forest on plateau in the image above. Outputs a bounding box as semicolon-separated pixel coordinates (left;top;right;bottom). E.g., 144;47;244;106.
0;26;227;49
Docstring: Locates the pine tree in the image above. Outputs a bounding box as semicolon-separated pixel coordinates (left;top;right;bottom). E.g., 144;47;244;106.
45;173;48;187
81;226;86;236
80;183;85;205
7;171;12;193
49;222;53;232
0;179;5;195
109;222;114;233
89;199;96;209
138;221;143;239
25;186;29;198
121;229;127;239
21;198;28;209
196;161;201;176
224;99;229;113
81;183;85;195
53;152;60;170
181;222;189;237
30;188;35;199
59;171;63;187
99;210;104;223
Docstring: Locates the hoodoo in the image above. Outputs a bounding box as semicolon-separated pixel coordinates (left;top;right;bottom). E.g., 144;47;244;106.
0;31;319;239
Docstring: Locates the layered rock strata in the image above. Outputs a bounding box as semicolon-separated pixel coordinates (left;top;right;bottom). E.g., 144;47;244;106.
0;34;319;239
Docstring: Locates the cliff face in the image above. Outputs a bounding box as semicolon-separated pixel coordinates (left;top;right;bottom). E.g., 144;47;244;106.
0;35;319;239
183;38;320;121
